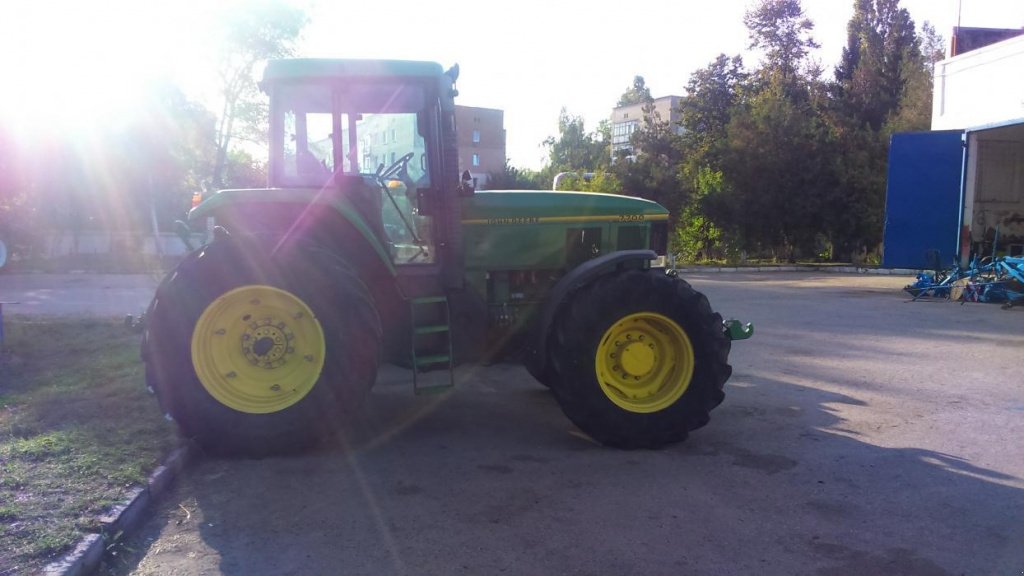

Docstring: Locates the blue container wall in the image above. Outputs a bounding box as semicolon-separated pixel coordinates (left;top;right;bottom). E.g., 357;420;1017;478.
882;131;964;269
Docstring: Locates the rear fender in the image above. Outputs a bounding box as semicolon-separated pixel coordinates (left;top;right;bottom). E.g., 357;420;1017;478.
189;187;395;276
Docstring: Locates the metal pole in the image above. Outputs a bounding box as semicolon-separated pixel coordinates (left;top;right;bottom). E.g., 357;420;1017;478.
957;131;970;267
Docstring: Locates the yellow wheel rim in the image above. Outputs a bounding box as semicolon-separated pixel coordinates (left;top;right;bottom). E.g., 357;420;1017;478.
191;285;326;414
594;312;695;413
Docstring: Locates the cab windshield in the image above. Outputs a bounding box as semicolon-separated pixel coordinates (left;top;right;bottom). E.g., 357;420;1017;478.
271;81;431;189
269;80;437;264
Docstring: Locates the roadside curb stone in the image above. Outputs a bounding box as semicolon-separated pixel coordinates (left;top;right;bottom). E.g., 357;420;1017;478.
40;535;104;576
675;265;920;276
42;444;195;576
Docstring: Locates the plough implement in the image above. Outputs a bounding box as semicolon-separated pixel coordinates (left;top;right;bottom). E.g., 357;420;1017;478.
905;255;1024;308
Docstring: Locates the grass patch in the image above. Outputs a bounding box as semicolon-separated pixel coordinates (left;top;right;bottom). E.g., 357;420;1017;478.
0;318;177;575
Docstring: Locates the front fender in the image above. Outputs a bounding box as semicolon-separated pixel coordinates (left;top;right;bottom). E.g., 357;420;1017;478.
525;250;657;378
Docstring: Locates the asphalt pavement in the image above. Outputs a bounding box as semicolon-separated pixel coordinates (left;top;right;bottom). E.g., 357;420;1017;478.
9;272;1024;575
0;273;160;317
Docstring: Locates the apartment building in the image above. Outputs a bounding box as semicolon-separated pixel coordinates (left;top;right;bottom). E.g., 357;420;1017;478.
610;95;683;159
455;105;506;187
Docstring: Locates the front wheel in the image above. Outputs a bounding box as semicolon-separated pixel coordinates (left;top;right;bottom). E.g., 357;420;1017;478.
143;238;381;456
548;268;732;448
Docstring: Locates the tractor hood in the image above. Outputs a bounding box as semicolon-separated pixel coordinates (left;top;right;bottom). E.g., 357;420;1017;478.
461;191;669;224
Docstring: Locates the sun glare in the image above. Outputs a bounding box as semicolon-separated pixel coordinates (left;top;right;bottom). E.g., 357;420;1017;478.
0;1;213;139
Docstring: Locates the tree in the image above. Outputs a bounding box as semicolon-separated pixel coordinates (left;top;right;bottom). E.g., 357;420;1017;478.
825;0;935;257
676;2;835;260
114;82;218;231
542;108;609;177
485;160;544;190
0;124;39;259
612;102;686;215
884;21;944;133
832;0;922;131
674;54;751;261
617;75;654;107
0;124;24;217
553;170;622;194
713;82;836;258
678;54;749;165
210;1;307;188
6;81;219;248
744;0;819;86
673;167;729;262
222;149;268;190
532;0;943;263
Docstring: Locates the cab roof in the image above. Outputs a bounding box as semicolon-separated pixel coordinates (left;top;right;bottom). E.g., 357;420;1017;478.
262;59;445;83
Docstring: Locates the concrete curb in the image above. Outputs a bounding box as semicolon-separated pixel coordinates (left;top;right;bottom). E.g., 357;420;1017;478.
42;444;195;576
675;265;922;276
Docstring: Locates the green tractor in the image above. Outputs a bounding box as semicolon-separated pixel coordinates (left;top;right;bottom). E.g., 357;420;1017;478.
142;59;752;456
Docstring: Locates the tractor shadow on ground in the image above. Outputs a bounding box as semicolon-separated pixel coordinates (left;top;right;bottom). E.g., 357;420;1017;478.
101;361;1024;576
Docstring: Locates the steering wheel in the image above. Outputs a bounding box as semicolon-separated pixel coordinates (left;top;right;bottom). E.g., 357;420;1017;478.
378;152;415;182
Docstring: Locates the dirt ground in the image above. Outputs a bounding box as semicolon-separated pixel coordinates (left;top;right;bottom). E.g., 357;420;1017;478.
13;272;1024;576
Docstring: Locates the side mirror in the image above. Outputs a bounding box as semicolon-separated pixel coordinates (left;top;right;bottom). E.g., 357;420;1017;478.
445;63;460;98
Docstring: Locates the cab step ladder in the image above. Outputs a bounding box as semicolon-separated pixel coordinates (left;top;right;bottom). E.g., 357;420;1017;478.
410;296;454;394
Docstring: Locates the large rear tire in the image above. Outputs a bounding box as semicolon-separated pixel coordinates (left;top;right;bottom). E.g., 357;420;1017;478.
142;237;380;456
548;268;731;448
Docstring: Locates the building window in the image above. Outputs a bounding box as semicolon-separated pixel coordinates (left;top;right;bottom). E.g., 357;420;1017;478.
390;129;396;143
472;129;480;143
611;120;639;147
472;153;480;166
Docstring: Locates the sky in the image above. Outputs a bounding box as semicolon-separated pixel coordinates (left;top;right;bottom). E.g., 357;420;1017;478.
2;0;1023;169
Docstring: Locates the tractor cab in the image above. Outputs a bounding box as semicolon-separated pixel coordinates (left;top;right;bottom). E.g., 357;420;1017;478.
262;59;458;266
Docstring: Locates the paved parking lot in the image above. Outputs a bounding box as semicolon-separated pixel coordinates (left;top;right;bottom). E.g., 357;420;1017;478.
0;273;159;317
27;272;1023;576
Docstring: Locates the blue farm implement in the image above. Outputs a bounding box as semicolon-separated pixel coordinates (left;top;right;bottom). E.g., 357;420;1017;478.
905;255;1024;309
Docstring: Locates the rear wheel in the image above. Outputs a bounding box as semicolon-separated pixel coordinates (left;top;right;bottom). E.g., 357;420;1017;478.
143;237;380;456
548;268;731;448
